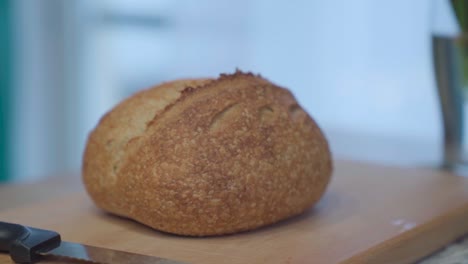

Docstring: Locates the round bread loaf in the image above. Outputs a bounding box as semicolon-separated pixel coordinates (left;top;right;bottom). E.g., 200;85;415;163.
82;71;332;236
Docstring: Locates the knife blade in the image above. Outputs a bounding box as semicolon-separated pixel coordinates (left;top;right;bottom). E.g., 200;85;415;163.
0;221;188;264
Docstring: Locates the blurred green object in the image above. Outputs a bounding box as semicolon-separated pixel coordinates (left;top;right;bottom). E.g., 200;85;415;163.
451;0;468;93
452;0;468;32
0;0;11;182
434;1;468;167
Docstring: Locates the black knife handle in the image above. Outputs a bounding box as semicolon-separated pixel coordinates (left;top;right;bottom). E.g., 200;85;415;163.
0;221;61;263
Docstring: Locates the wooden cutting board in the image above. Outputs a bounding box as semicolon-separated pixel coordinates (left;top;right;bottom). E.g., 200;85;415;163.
1;160;468;264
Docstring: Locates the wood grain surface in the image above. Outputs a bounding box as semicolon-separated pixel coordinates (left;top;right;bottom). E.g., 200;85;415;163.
1;160;468;264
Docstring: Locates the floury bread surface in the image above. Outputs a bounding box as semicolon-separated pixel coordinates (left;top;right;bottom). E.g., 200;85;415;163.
82;71;332;236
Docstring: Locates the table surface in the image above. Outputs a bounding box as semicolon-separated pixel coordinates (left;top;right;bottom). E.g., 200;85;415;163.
1;160;468;263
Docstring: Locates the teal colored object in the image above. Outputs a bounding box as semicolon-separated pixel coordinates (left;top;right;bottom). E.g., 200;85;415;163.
0;0;11;182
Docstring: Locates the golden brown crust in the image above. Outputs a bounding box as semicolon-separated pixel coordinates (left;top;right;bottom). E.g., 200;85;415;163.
82;71;332;236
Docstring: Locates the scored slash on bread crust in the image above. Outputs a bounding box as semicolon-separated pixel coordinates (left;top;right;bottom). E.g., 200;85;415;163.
82;70;332;236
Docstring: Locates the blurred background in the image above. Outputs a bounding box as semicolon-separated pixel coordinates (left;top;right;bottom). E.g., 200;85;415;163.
0;0;462;182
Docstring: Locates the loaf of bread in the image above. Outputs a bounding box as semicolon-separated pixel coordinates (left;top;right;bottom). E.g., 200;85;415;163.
82;70;332;236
